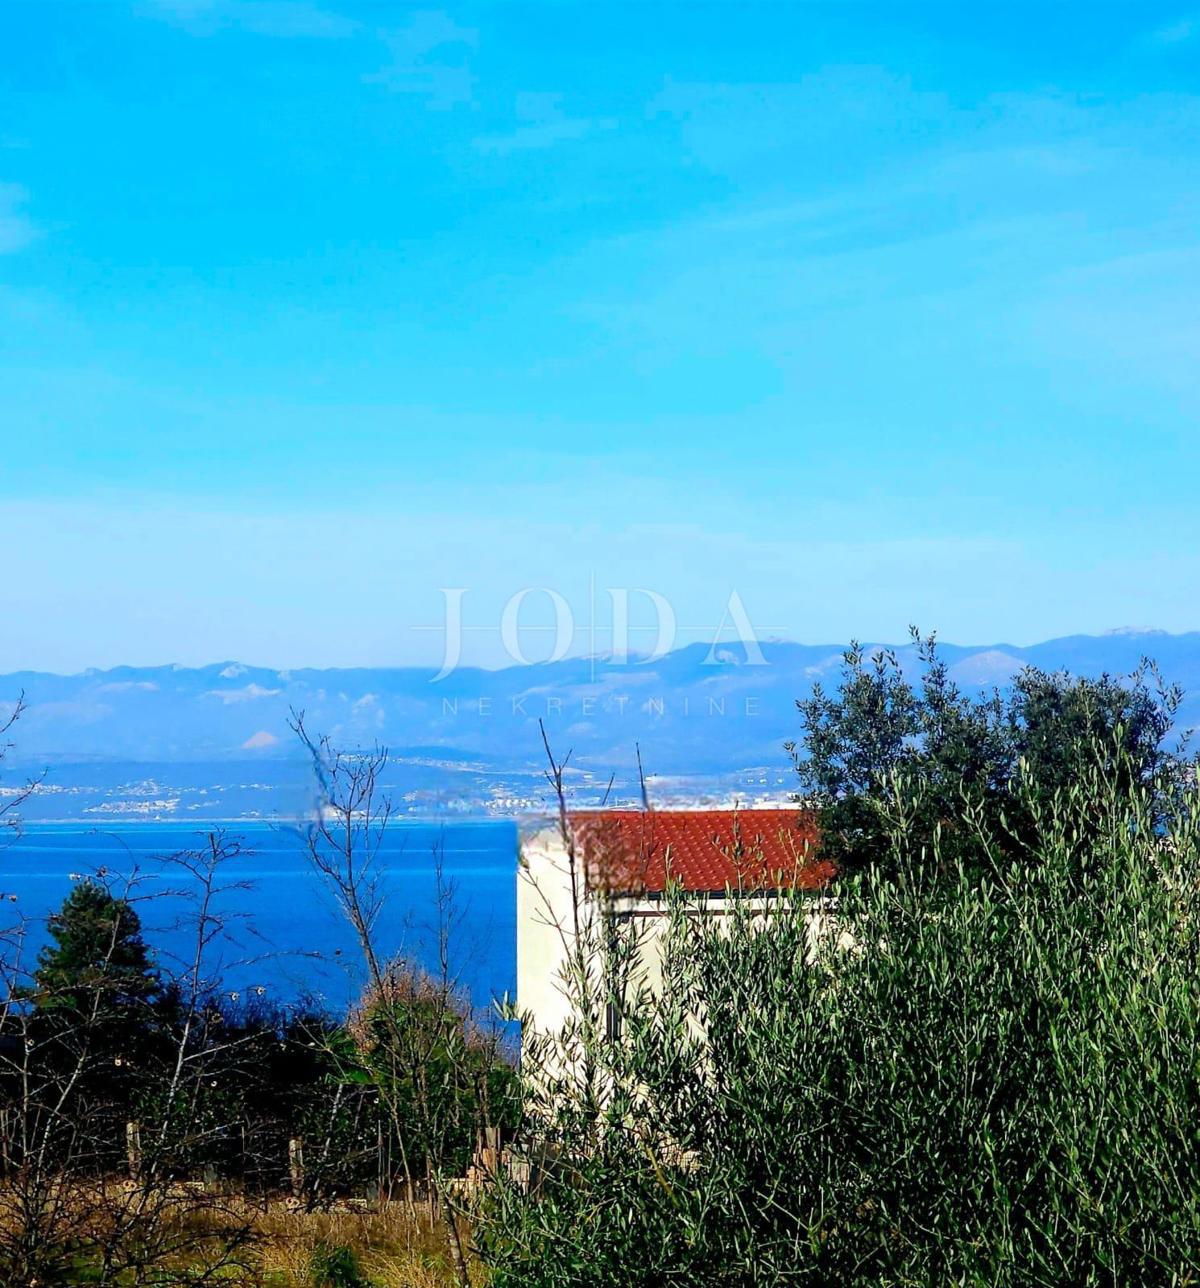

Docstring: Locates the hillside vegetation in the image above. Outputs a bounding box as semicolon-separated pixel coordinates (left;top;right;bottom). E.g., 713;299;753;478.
481;640;1200;1285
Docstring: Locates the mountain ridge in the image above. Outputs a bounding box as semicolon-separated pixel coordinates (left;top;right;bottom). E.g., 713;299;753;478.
3;630;1199;774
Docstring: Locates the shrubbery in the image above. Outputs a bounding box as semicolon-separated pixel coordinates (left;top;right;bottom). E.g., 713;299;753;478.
0;870;514;1283
3;644;1197;1284
479;648;1200;1286
790;630;1182;875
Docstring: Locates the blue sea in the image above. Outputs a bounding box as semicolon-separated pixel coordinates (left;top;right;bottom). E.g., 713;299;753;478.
0;820;518;1019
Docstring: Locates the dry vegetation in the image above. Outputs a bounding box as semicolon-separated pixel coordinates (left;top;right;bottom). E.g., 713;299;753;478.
248;1201;484;1287
0;1189;484;1286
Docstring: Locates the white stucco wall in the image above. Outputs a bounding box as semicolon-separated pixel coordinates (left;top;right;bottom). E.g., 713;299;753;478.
516;822;583;1047
517;822;846;1062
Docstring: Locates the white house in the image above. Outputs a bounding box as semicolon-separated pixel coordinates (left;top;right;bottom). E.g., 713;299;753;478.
517;808;835;1047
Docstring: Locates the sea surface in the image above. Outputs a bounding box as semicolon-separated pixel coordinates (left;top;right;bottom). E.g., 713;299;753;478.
0;820;518;1019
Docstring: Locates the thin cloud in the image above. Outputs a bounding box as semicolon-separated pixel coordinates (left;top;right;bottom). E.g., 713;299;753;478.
365;10;478;109
1148;14;1197;44
475;91;613;155
0;183;37;254
205;683;283;703
144;0;358;39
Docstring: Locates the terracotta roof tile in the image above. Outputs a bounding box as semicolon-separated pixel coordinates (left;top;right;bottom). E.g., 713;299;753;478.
567;809;831;896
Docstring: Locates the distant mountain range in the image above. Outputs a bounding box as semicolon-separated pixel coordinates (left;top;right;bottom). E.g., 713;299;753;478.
3;631;1198;794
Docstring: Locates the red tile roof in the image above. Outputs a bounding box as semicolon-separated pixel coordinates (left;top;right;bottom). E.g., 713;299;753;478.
567;809;832;896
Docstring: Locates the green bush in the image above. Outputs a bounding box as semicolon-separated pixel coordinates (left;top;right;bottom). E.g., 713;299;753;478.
480;751;1200;1285
790;629;1182;877
309;1241;372;1288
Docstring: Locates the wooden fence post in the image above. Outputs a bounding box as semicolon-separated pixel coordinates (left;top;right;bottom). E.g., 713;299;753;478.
126;1121;142;1181
288;1137;305;1199
484;1125;501;1172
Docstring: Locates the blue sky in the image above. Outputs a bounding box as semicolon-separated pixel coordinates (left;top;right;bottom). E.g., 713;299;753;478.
2;1;1199;671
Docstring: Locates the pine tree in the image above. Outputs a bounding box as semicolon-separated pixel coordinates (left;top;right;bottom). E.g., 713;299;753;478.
21;882;160;1171
35;879;158;1014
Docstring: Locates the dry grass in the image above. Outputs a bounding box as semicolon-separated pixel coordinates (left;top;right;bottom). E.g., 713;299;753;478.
249;1201;485;1287
0;1184;484;1286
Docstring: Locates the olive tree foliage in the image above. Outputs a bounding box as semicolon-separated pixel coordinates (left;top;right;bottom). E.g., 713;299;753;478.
788;628;1183;875
479;749;1200;1286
